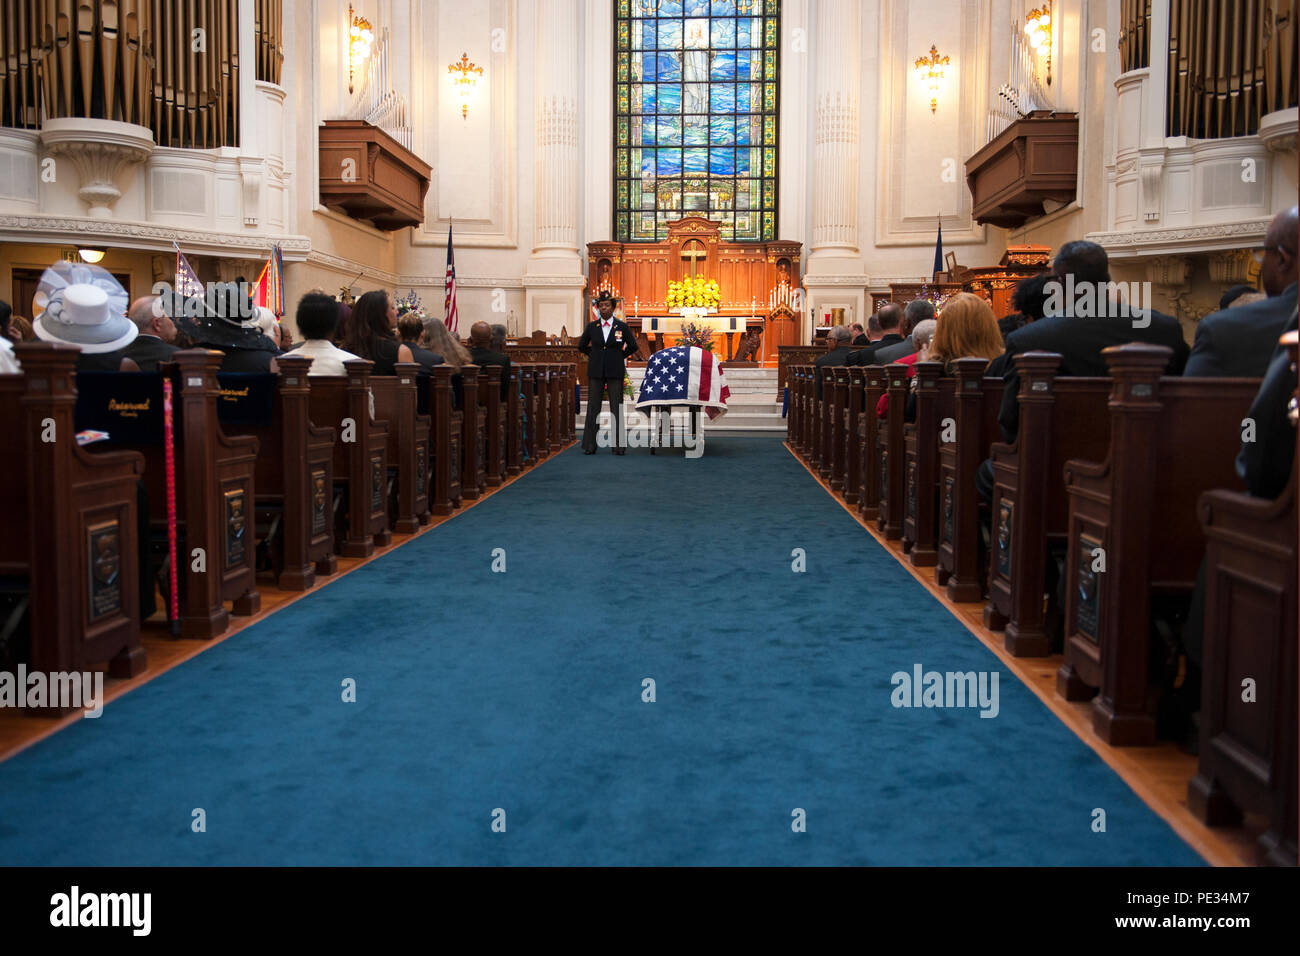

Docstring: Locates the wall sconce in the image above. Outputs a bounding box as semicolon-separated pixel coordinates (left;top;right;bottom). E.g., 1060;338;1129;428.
448;52;484;120
914;44;950;115
77;247;106;264
347;4;375;95
1025;2;1052;86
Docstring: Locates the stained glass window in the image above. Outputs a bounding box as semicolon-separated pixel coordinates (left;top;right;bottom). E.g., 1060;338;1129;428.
615;0;779;242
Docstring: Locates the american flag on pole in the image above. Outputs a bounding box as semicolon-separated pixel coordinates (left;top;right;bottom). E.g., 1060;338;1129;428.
174;245;204;298
443;223;458;333
635;345;731;421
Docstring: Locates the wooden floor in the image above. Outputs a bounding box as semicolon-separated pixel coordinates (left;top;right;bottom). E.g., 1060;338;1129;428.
0;443;576;766
786;443;1268;867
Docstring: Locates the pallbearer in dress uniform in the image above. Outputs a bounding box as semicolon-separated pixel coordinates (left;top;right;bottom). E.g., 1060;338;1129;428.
579;291;639;455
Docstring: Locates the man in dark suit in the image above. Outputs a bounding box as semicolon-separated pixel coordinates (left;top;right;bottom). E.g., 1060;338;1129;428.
115;296;180;371
849;323;869;347
993;240;1190;444
813;325;854;399
1185;206;1297;378
468;320;512;400
579;291;638;454
876;299;934;365
847;303;905;366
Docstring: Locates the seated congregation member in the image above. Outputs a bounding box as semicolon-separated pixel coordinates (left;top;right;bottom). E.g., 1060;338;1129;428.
899;295;1003;422
343;290;415;375
996;272;1053;341
105;295;180;372
875;318;937;418
849;322;869;347
8;313;35;343
30;260;138;371
1237;308;1299;500
1184;205;1297;378
468;321;512;400
280;293;363;375
847;304;905;366
423;316;472;371
993;240;1188;444
396;311;445;369
0;300;19;373
813;325;854;399
875;299;935;365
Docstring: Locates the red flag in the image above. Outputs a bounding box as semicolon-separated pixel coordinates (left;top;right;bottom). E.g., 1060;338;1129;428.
252;245;285;317
444;223;458;334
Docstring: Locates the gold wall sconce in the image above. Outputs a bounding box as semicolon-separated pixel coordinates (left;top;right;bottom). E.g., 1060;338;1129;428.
348;4;375;95
1025;3;1052;86
448;52;484;120
914;44;950;115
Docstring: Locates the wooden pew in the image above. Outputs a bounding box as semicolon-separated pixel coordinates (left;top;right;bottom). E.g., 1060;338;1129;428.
506;363;523;476
984;353;1111;656
78;350;261;638
480;365;506;488
788;366;806;454
427;365;462;514
1056;344;1261;745
935;359;1002;602
5;344;146;689
828;367;849;491
843;367;865;505
546;364;563;453
217;355;337;590
875;364;909;540
902;361;956;566
816;367;833;478
1187;336;1297;864
371;364;431;534
460;364;486;500
308;360;391;558
564;362;578;442
531;365;550;463
856;366;887;520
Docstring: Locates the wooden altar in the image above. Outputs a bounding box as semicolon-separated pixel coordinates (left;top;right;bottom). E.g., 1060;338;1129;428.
587;217;802;366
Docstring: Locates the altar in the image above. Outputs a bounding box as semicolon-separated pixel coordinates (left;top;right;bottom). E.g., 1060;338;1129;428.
587;217;803;366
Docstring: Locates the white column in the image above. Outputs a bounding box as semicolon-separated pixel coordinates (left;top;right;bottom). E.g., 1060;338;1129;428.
803;0;865;335
524;0;586;334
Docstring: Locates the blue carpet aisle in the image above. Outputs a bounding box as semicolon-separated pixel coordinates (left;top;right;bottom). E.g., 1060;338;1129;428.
0;437;1203;865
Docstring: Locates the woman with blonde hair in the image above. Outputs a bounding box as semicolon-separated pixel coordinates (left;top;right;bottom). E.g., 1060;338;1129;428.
422;316;472;369
928;292;1004;371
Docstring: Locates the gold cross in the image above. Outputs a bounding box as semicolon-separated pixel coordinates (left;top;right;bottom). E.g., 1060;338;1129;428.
680;240;706;277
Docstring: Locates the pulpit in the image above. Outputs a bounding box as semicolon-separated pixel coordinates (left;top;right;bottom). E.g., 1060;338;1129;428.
587;217;802;366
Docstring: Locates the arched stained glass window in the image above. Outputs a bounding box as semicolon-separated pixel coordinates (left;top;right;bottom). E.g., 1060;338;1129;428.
615;0;779;242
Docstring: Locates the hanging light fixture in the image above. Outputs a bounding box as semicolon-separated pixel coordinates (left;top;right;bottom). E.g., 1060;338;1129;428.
448;52;484;121
1024;3;1052;86
914;45;951;115
347;4;375;95
77;247;106;264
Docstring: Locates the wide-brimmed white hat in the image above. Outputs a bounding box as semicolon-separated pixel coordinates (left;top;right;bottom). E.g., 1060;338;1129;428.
32;261;136;353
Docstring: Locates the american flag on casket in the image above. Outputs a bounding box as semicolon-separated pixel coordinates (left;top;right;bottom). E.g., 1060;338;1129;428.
635;345;731;421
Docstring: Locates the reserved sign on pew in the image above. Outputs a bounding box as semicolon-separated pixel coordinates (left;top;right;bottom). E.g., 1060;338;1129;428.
75;372;165;444
215;373;277;426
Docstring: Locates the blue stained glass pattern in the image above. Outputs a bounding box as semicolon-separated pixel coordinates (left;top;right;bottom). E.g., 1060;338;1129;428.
616;1;779;241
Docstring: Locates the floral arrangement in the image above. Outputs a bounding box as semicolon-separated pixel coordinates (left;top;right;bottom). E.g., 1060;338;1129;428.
395;289;425;318
623;372;634;398
679;323;714;352
666;275;720;310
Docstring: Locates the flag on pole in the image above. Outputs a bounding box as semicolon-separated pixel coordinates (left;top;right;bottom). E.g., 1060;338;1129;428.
444;223;459;334
174;244;204;298
252;244;285;317
932;219;944;278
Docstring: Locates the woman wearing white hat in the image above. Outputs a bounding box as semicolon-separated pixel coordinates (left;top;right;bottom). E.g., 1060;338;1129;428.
31;261;137;370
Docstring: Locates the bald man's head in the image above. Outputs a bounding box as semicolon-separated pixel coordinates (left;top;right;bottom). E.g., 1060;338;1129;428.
1261;205;1298;297
129;295;175;343
469;321;492;347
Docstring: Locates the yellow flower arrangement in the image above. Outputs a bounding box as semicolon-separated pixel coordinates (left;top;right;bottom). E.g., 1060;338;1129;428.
665;275;721;310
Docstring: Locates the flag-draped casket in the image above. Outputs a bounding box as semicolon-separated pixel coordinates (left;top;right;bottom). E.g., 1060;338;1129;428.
635;346;730;421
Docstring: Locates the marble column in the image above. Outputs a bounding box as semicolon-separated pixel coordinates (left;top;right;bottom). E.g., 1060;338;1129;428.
524;0;586;335
803;0;866;334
